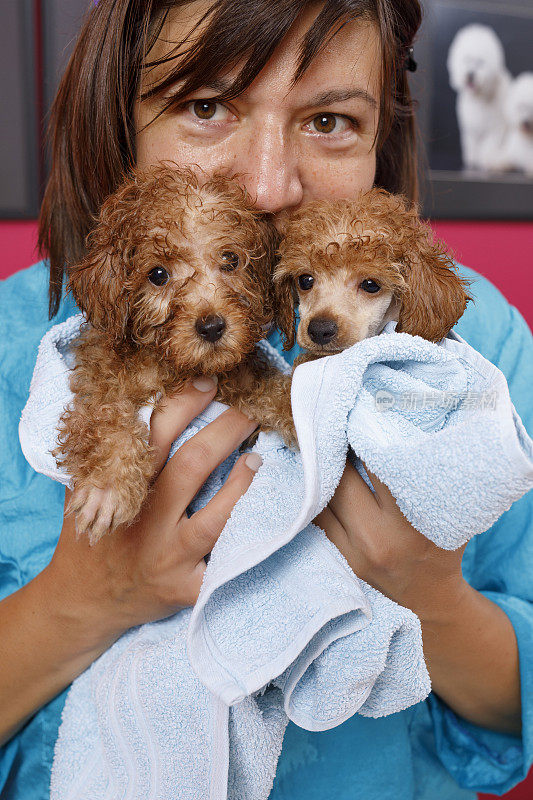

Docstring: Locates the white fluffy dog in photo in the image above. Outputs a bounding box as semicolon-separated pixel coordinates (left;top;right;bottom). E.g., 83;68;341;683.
447;24;511;171
496;72;533;176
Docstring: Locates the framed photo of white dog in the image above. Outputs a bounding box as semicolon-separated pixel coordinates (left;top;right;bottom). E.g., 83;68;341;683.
412;0;533;219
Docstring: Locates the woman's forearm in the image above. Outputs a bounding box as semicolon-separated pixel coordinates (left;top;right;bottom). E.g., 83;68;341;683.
420;581;521;735
0;566;118;747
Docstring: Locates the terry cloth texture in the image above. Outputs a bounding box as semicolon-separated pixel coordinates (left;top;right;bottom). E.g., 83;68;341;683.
18;310;533;800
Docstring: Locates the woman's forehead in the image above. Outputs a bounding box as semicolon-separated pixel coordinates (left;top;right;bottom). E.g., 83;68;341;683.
141;3;381;109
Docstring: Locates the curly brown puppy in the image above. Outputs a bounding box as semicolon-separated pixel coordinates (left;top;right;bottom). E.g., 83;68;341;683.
54;165;292;544
274;188;472;360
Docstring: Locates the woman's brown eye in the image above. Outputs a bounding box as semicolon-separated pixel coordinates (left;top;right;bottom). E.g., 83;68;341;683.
148;266;169;286
312;114;336;134
220;252;239;271
361;279;381;293
298;274;314;290
193;100;217;119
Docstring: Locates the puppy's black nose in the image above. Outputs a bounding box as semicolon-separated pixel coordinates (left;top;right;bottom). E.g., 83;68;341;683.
308;317;338;345
195;315;226;342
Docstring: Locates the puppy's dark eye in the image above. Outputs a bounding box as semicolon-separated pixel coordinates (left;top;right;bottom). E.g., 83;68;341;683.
148;266;169;286
220;252;239;271
298;274;314;291
361;279;381;293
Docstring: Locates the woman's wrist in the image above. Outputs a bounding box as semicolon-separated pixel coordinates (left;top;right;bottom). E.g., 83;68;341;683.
407;573;471;628
34;562;125;665
419;581;521;734
0;566;123;747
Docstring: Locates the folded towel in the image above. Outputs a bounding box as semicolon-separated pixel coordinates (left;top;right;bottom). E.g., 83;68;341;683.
289;322;533;550
19;314;533;800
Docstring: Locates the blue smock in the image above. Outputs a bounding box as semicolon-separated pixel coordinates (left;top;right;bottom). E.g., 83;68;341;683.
1;260;532;799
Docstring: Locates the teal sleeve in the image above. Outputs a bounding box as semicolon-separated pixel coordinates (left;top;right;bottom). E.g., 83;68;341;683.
0;262;76;796
426;267;533;795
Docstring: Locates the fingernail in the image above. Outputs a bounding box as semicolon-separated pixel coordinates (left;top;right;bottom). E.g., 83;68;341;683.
245;453;263;472
192;376;218;392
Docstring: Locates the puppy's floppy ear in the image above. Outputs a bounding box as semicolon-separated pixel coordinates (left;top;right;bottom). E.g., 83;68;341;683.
67;172;144;343
273;267;297;350
397;226;472;342
67;246;131;342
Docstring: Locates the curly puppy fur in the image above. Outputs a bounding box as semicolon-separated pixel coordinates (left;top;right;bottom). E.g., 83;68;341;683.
274;188;472;357
54;165;292;543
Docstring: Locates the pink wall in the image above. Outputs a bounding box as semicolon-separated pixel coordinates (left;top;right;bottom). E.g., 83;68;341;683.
432;220;533;327
1;219;532;328
0;221;42;281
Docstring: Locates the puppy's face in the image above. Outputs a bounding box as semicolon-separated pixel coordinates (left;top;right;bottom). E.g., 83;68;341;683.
131;196;274;374
291;256;399;355
275;197;405;355
69;167;277;375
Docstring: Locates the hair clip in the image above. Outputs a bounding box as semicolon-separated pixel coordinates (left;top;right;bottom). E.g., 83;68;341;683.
405;46;417;72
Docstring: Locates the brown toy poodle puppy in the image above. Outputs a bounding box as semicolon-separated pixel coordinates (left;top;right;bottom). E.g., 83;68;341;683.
54;165;292;544
274;188;472;361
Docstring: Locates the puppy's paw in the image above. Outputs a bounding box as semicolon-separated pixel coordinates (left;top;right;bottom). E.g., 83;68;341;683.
67;483;139;545
282;428;299;450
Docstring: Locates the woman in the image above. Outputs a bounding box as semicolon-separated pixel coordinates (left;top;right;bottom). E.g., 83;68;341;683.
1;1;531;797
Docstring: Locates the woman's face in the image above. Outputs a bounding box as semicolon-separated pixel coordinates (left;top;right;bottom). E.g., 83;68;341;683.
135;3;381;222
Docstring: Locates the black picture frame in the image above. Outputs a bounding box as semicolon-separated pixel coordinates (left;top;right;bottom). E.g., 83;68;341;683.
413;0;533;220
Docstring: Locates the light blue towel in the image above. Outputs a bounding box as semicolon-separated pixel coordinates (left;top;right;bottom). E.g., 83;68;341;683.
18;314;533;800
289;321;533;550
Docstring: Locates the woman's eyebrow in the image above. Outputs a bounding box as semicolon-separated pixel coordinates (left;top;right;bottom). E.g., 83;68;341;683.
199;78;230;93
305;88;378;109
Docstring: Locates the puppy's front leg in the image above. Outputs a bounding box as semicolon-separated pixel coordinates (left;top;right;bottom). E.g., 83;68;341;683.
218;366;297;448
54;341;159;544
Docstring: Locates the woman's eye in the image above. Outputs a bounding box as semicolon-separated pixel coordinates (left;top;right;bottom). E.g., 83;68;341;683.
361;279;381;293
192;100;217;119
187;100;231;122
220;251;239;271
298;274;315;290
148;266;169;286
309;114;352;135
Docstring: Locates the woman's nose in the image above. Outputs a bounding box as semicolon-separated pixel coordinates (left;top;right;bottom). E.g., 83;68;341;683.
236;125;303;214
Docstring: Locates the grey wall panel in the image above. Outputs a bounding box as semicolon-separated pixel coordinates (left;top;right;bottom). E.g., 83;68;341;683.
41;0;93;171
42;0;92;114
0;0;40;218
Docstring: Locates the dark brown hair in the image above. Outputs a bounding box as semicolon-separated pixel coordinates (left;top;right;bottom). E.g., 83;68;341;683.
39;0;422;319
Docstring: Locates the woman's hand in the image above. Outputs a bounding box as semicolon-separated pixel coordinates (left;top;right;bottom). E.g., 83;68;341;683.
315;460;467;622
316;460;522;735
44;378;261;646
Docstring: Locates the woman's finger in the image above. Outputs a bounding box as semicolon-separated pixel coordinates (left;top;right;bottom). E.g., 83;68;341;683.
149;378;218;477
359;462;397;512
181;453;262;562
154;408;258;523
314;504;348;548
328;459;380;523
